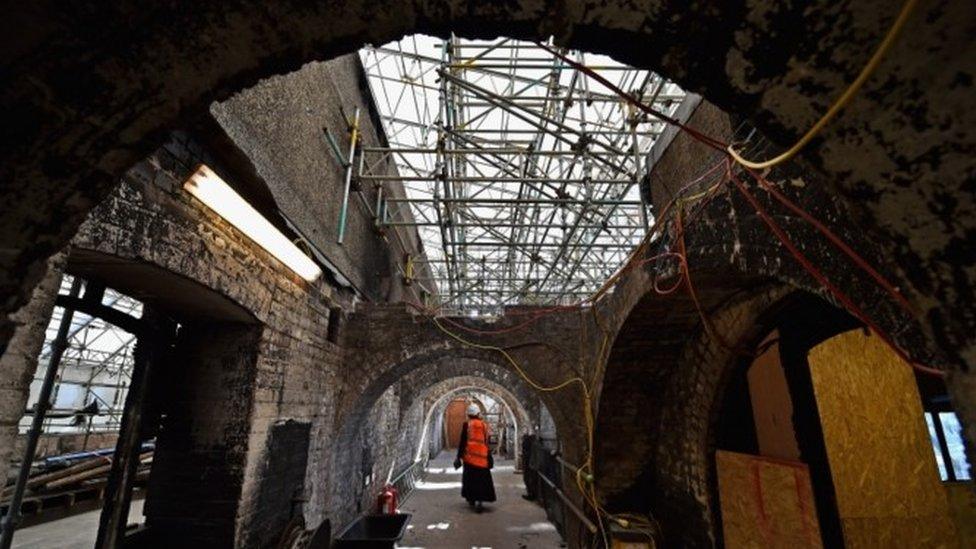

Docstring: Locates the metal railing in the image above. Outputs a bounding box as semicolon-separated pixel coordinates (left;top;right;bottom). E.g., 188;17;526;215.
389;459;425;504
521;436;599;538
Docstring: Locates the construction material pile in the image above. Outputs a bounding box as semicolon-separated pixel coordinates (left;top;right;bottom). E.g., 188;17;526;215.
1;443;153;521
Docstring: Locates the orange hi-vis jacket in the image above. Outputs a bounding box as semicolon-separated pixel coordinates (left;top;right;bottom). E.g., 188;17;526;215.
462;418;490;468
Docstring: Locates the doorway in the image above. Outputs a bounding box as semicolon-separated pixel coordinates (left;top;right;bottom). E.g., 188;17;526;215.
444;399;468;449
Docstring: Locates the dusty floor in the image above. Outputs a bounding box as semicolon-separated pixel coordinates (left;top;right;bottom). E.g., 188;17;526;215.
397;452;565;549
11;498;144;549
10;453;562;549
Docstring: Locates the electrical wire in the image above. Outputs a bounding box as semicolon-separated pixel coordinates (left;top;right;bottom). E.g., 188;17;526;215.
727;0;920;168
406;12;941;541
729;170;944;377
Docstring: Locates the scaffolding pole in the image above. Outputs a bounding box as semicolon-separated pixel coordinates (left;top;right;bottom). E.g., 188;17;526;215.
360;35;688;314
0;278;83;549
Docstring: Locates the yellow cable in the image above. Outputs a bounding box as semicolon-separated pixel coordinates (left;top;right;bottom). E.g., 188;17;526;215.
432;317;588;394
727;0;919;169
427;161;729;545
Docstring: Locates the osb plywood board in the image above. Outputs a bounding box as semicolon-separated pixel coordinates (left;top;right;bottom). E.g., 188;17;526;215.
840;515;958;548
808;330;958;548
747;332;801;460
945;483;976;548
716;450;823;548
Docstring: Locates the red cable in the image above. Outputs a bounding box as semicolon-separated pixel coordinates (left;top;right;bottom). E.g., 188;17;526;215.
536;42;730;152
546;39;921;323
742;166;915;314
534;48;936;370
728;171;944;376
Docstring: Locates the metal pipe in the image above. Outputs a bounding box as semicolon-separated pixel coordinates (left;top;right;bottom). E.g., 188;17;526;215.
382;221;635;229
322;127;350;167
441;242;636;249
336;107;361;245
361;175;635;184
362;147;639;156
387;198;640;206
1;277;82;549
438;70;632;166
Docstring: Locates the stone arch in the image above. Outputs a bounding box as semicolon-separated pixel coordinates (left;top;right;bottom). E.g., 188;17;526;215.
325;349;562;526
410;374;538;462
593;277;793;546
67;171;310;327
4;2;973;384
67;248;257;324
700;290;865;548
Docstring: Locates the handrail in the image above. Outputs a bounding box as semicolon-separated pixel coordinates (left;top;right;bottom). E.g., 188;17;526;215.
538;472;598;534
390;459;422;486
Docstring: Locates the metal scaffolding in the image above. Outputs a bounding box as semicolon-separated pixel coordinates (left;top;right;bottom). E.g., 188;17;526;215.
360;35;687;315
20;275;143;436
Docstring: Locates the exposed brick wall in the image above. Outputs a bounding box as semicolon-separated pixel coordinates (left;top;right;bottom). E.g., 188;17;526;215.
0;253;64;480
325;343;558;527
589;100;959;547
50;128;571;544
2;5;973;545
147;321;262;546
1;110;960;549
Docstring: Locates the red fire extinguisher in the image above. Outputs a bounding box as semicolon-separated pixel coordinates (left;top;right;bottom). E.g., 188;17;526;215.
376;484;399;514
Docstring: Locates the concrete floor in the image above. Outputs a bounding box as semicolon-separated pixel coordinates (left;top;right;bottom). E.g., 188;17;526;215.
11;498;144;549
397;452;565;549
10;454;561;549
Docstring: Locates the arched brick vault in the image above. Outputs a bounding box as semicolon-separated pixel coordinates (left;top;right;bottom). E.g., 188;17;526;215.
342;304;595;458
56;126;960;546
1;2;975;545
417;376;533;436
409;375;537;459
593;279;794;547
399;366;538;436
2;1;974;383
326;352;551;524
584;133;959;545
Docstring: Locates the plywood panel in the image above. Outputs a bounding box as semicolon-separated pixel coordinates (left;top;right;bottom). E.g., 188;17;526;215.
748;331;801;460
945;483;976;548
808;330;959;548
716;450;823;548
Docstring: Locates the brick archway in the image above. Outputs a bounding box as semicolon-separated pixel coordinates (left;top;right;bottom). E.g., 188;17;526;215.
414;377;537;461
324;347;566;527
593;281;793;546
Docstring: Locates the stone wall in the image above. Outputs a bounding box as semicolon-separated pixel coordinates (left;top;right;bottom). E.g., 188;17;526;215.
211;54;434;302
0;254;64;481
2;3;975;547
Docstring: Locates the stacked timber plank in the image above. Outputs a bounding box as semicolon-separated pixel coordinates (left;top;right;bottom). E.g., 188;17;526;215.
1;445;153;525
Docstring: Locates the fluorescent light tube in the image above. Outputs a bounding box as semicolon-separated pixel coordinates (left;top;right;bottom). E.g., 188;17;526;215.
183;164;322;282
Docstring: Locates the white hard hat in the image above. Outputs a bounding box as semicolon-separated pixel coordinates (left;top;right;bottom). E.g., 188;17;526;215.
466;403;480;417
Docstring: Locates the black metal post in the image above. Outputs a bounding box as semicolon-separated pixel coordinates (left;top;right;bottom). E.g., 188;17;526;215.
0;277;83;549
95;306;166;549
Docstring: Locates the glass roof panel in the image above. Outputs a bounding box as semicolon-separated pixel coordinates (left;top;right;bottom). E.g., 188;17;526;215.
360;35;686;315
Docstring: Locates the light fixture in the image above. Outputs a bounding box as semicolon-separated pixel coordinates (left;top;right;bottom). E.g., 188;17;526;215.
183;164;322;282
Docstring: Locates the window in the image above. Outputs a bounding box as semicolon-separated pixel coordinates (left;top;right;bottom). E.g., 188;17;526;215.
924;411;971;481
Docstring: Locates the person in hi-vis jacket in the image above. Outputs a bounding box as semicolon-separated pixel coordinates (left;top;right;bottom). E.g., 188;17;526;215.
453;403;497;512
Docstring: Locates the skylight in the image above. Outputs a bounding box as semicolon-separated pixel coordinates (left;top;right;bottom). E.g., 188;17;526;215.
360;35;687;315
